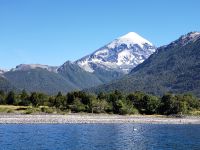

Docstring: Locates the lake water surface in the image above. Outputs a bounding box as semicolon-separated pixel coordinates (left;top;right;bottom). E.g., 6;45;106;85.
0;124;199;150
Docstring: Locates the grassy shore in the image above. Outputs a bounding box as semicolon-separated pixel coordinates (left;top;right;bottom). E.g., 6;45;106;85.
0;105;199;124
0;105;27;114
0;105;68;115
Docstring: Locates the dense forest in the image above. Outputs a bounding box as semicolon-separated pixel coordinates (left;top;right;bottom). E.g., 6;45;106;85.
0;90;199;115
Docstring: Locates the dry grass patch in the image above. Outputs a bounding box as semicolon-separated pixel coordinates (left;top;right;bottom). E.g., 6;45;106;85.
0;105;28;113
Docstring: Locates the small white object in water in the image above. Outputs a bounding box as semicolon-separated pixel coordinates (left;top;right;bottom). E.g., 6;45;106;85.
133;128;137;131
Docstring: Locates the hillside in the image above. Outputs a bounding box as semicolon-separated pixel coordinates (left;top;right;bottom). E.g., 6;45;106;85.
0;76;15;92
4;68;77;94
57;61;103;89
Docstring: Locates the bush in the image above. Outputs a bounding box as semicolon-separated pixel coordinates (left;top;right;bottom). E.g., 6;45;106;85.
25;108;35;114
69;98;86;112
7;109;14;113
41;107;54;114
24;107;39;114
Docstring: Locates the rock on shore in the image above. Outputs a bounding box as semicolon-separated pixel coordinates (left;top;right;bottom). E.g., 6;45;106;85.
0;114;199;124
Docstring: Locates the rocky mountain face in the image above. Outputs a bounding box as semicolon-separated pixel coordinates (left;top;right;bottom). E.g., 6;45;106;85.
11;64;58;73
0;69;7;75
89;32;200;96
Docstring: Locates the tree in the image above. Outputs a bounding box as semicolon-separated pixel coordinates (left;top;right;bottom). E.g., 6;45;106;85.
29;92;39;107
37;93;48;106
20;90;29;100
113;99;123;114
19;90;30;106
0;90;5;104
0;90;5;97
80;92;91;105
112;98;138;115
67;92;75;104
91;97;111;113
69;98;86;112
160;94;189;115
96;99;110;113
182;94;200;110
6;91;16;105
54;92;66;109
143;95;160;114
48;96;55;107
97;92;106;100
127;91;146;110
160;94;175;115
88;96;108;113
176;100;188;114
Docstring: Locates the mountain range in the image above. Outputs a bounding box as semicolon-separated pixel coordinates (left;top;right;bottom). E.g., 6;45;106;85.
89;32;200;96
0;32;155;94
0;31;200;96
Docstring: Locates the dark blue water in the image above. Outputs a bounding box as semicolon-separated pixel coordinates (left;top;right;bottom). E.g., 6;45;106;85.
0;124;199;150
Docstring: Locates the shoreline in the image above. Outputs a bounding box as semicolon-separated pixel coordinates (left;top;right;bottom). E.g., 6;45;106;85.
0;114;199;124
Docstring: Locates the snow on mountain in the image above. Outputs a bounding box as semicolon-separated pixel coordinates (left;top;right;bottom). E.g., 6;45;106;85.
0;70;4;74
178;32;200;45
181;32;200;40
0;68;8;74
11;64;58;73
107;32;153;49
76;32;156;73
0;71;3;74
161;32;200;50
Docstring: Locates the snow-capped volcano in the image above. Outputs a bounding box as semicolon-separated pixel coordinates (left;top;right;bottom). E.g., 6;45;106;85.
76;32;156;73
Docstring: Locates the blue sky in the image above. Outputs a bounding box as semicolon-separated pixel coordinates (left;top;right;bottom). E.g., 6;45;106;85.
0;0;200;69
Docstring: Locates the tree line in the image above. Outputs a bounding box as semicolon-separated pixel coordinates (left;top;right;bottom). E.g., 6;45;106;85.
0;90;199;115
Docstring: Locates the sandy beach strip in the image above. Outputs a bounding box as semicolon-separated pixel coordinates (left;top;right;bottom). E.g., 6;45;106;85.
0;114;199;124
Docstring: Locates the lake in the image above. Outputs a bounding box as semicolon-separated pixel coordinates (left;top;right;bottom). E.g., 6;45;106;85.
0;124;199;150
